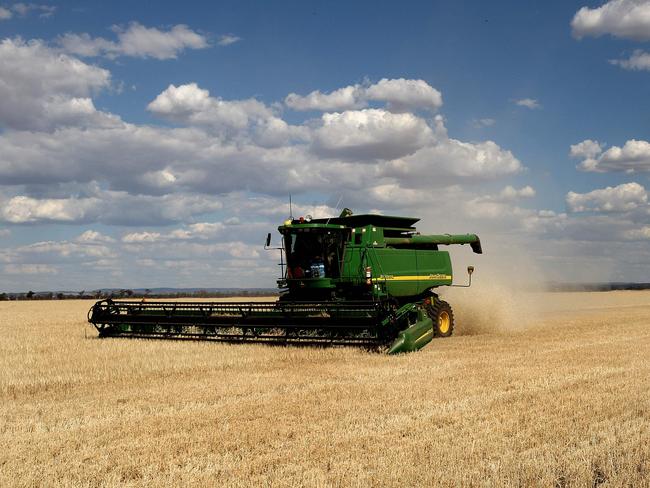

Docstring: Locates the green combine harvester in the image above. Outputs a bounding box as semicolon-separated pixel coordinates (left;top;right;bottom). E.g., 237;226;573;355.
88;209;482;353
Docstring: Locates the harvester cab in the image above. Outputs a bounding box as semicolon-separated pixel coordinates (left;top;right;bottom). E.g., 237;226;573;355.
280;221;348;294
88;209;482;354
276;210;481;305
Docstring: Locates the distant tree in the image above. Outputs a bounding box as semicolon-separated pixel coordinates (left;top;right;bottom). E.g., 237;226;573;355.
26;290;34;299
0;293;6;301
56;292;64;300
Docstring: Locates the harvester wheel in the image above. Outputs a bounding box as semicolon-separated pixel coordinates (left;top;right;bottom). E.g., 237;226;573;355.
430;300;454;337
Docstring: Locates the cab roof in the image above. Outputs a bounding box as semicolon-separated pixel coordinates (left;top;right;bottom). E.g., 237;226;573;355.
308;214;419;229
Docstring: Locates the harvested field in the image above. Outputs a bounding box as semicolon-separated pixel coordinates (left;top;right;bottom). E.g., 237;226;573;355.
1;291;649;486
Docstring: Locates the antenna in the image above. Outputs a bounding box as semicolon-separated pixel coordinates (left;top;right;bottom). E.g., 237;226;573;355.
289;194;293;220
326;194;344;225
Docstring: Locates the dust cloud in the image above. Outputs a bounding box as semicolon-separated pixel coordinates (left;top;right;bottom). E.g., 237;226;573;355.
441;246;548;335
442;282;545;335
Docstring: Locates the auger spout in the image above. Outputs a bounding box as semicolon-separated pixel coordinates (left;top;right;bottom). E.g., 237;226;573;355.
384;234;482;254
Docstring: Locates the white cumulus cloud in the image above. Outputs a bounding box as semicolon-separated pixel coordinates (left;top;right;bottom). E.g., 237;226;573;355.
285;78;442;113
0;3;55;19
122;232;162;243
515;98;541;109
499;185;536;200
285;85;365;111
0;59;525;233
570;139;603;159
566;182;648;212
146;83;306;145
365;78;443;112
380;116;522;186
76;230;115;243
58;22;209;60
0;38;113;131
0;195;100;223
572;0;650;41
0;190;223;226
122;222;225;243
217;34;241;46
312;108;433;160
147;83;272;129
14;3;56;17
572;139;650;172
610;49;650;70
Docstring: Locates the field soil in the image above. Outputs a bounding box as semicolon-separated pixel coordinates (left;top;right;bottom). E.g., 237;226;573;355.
1;291;649;486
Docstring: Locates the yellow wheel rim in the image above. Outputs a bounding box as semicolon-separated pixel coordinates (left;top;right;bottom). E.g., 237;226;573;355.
438;311;450;334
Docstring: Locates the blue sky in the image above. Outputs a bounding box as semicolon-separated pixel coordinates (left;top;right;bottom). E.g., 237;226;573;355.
1;0;650;291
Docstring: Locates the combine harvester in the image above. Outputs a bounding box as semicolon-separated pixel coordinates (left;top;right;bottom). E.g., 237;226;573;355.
88;209;482;353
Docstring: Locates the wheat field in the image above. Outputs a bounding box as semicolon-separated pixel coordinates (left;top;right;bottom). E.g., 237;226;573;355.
1;290;649;487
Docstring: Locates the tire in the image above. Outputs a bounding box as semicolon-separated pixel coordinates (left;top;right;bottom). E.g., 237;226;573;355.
429;300;454;337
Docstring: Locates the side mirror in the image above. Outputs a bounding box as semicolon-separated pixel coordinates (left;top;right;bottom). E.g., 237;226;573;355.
467;265;474;275
265;233;272;247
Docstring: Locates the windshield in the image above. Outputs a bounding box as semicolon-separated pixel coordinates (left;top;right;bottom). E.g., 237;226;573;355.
284;229;346;279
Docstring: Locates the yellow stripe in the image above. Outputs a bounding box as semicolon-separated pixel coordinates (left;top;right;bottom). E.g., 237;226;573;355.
415;329;433;343
373;274;452;281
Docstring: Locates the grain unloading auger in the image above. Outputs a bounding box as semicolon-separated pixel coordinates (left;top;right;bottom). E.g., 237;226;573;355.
88;210;482;353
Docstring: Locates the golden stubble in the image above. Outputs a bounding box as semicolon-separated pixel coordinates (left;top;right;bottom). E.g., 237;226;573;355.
1;292;649;487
